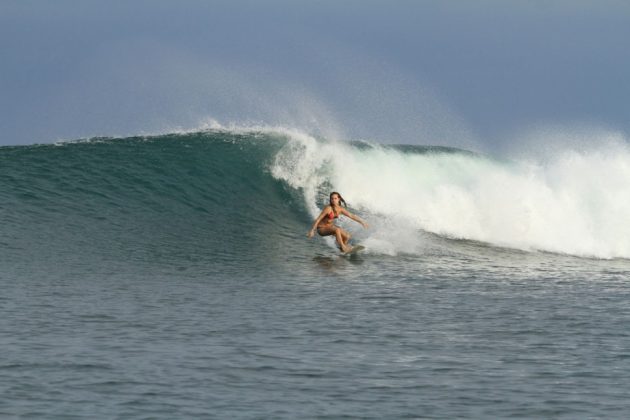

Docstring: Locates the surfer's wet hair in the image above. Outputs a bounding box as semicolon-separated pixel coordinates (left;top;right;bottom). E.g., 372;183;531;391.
329;192;347;209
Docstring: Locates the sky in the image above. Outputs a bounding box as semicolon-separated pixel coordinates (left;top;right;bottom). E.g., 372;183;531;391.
1;0;629;148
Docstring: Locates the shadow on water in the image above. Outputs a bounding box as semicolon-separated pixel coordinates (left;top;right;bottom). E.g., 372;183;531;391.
312;253;364;274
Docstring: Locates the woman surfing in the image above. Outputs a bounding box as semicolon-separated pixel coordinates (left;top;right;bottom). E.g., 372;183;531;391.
307;192;368;253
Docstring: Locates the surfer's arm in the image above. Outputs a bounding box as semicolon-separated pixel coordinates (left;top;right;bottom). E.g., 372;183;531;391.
340;208;369;228
307;207;330;237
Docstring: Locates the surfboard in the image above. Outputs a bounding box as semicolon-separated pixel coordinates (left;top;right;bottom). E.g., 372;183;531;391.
343;245;365;255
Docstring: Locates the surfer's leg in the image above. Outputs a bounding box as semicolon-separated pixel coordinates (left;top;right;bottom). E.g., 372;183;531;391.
334;229;351;253
318;225;351;252
340;229;351;247
317;226;335;237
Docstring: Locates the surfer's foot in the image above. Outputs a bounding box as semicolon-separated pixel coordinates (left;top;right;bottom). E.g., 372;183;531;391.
342;245;353;253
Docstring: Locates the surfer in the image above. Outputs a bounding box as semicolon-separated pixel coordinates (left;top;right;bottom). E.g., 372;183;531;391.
307;192;368;253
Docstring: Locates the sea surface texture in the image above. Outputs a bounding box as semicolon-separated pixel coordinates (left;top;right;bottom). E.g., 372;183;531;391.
2;130;630;418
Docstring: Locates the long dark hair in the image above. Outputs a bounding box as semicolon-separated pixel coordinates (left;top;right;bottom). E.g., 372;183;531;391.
329;191;347;216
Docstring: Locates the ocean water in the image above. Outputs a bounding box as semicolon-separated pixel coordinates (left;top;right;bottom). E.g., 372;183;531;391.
2;129;630;418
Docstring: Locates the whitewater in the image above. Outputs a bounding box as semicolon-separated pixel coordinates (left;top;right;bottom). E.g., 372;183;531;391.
267;127;630;259
2;127;630;419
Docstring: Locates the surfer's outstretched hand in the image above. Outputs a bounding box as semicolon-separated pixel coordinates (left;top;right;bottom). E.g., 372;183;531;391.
307;229;315;238
362;222;369;229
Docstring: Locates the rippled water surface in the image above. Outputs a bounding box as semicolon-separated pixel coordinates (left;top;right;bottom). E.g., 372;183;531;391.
2;134;630;418
3;247;630;419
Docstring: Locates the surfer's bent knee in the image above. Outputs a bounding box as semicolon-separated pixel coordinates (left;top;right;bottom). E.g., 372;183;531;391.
317;226;337;236
317;228;330;236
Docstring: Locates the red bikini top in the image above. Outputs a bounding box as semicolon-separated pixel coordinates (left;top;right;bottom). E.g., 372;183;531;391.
328;209;337;219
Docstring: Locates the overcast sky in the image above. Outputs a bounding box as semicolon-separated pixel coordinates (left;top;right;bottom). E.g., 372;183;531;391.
1;0;629;148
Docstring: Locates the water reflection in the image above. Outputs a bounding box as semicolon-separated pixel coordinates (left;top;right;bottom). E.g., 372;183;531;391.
312;253;364;273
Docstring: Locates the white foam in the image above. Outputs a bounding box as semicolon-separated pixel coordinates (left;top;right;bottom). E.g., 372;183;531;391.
270;131;630;259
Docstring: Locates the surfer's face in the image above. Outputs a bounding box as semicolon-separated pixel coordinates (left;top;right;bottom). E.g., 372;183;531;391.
331;194;340;205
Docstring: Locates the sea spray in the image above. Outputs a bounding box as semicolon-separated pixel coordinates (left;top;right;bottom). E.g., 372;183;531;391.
270;130;630;258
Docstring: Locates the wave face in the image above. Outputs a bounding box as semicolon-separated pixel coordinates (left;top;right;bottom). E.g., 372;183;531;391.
0;131;305;275
1;129;630;269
